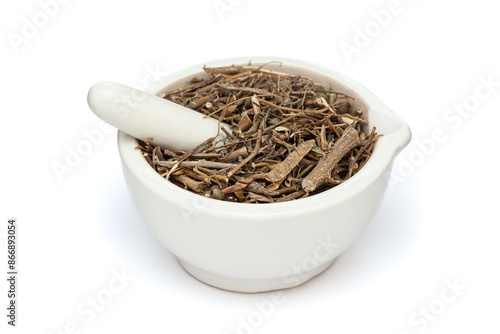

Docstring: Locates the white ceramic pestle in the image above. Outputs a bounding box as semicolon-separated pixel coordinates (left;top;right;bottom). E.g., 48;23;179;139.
87;81;230;151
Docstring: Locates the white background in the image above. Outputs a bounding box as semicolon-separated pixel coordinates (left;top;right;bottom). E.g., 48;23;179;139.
1;0;499;333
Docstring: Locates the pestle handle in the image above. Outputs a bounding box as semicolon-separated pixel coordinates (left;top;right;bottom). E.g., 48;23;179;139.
87;81;229;151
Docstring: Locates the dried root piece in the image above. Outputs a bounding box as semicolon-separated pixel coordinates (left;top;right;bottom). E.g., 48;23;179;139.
302;126;360;192
265;140;316;183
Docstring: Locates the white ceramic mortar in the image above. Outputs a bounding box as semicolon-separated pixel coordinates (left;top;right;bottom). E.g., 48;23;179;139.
117;57;411;293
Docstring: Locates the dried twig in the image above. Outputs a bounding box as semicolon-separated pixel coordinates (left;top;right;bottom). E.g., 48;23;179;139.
228;129;263;177
302;126;360;192
154;158;237;169
265;140;315;183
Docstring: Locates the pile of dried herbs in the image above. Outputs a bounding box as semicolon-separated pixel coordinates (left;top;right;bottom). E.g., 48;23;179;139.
137;63;378;203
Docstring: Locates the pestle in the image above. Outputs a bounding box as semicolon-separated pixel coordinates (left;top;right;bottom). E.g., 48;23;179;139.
87;81;230;152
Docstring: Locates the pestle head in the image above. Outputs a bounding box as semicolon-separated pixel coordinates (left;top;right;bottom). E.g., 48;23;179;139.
87;81;229;151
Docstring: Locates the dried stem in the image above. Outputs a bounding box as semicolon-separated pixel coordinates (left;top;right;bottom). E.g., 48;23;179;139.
302;126;360;192
265;140;315;183
154;158;237;169
228;130;263;177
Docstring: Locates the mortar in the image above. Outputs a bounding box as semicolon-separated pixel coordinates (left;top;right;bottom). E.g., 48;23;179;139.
117;57;411;293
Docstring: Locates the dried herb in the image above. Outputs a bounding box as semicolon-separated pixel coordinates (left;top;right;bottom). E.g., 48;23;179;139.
137;63;379;203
